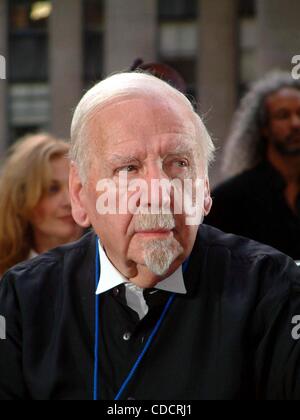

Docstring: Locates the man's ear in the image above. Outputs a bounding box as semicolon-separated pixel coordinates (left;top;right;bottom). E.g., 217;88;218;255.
203;177;213;217
69;162;91;228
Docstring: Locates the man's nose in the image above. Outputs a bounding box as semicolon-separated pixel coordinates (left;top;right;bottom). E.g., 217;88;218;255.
145;161;168;181
143;163;172;210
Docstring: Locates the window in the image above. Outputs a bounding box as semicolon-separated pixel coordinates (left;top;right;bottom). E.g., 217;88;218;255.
158;0;198;97
239;0;258;92
8;1;51;143
9;33;48;82
239;0;256;18
9;0;51;31
84;0;104;84
159;22;197;59
158;0;197;20
9;83;50;140
8;0;51;82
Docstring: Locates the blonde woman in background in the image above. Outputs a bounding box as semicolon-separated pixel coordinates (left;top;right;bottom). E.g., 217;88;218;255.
0;133;85;277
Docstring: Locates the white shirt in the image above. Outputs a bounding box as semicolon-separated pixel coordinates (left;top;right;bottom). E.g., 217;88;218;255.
96;240;187;319
29;250;38;259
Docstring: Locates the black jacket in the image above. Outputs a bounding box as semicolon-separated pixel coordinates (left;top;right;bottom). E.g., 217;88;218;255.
205;162;300;260
0;226;300;400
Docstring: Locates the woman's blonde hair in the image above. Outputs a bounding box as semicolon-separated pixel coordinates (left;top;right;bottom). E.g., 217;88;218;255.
0;133;70;275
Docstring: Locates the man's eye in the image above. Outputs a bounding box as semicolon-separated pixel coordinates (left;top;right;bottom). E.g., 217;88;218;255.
175;160;189;168
119;165;138;173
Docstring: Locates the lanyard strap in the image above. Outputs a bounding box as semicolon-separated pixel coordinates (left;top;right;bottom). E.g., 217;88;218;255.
93;238;189;401
93;238;101;401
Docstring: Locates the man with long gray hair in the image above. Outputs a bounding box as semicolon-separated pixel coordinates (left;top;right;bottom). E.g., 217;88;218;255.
206;72;300;261
0;72;300;400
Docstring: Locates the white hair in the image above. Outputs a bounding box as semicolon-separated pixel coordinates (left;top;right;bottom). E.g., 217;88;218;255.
70;72;215;181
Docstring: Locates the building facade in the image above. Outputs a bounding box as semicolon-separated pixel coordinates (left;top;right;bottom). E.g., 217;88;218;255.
0;0;299;183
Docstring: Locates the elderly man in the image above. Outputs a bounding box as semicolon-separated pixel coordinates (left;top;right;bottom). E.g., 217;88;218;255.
0;73;300;401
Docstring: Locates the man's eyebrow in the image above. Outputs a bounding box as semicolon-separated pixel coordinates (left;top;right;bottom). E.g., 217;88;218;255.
166;144;195;155
107;154;141;165
106;144;195;165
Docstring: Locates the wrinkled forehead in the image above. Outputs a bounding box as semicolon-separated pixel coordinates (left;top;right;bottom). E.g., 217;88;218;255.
85;93;199;154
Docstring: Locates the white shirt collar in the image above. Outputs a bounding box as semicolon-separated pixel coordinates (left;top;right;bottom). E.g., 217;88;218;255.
29;249;39;259
96;240;187;295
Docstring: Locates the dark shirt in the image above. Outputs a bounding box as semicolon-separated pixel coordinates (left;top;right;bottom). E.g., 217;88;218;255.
205;162;300;260
0;227;300;400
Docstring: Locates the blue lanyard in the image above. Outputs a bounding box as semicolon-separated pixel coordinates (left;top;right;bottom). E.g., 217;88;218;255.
93;238;189;401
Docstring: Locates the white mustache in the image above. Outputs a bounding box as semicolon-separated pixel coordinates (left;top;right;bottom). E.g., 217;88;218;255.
134;213;176;232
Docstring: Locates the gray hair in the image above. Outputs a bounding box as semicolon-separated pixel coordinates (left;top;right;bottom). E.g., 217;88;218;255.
70;72;215;181
222;71;300;179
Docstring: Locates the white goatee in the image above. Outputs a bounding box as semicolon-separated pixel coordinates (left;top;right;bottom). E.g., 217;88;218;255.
144;238;183;276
